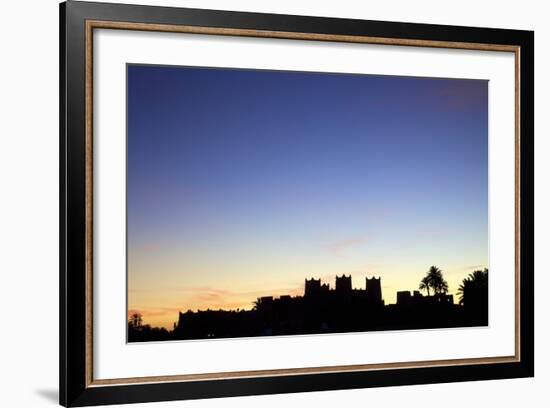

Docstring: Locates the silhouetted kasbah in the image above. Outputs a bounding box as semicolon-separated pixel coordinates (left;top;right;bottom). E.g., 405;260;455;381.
128;273;488;342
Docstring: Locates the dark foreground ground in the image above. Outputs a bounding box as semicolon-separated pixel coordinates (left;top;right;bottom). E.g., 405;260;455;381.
128;293;487;342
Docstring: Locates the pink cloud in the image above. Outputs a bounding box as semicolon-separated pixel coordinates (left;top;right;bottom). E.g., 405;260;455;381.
328;236;368;255
165;285;304;312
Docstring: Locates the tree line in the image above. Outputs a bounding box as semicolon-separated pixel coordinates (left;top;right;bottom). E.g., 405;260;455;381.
417;265;488;308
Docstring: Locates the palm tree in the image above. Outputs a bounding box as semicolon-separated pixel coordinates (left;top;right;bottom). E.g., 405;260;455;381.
419;266;449;296
457;268;488;306
419;275;431;296
434;276;449;294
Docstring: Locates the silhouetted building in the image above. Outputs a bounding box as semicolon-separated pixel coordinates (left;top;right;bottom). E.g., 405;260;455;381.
434;293;454;305
304;278;329;297
397;290;412;305
148;272;490;344
366;277;382;303
335;275;352;292
304;278;320;296
257;296;274;311
396;290;453;307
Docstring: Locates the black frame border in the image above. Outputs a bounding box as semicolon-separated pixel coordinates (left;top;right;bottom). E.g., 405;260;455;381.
60;1;534;406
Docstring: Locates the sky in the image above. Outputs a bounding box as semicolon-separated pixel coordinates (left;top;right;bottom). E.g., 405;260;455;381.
127;64;488;329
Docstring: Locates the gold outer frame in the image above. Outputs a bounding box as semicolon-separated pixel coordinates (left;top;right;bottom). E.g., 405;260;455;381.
84;20;521;388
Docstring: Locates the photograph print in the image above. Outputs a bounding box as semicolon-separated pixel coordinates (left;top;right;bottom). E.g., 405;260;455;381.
127;64;489;343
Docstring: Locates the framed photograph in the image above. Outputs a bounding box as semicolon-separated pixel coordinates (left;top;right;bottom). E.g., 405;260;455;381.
60;1;534;406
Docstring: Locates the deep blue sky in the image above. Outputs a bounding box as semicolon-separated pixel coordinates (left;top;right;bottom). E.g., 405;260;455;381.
127;64;488;328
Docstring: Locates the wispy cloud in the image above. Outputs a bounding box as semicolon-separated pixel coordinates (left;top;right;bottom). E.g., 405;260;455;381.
128;306;182;318
461;264;487;271
328;236;368;255
133;285;304;313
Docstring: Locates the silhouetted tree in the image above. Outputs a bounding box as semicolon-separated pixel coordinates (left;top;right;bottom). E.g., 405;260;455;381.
129;312;142;329
419;275;431;296
419;266;448;295
457;268;488;307
252;299;261;310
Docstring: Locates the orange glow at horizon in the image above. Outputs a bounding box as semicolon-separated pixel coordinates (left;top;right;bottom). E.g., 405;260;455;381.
128;263;487;329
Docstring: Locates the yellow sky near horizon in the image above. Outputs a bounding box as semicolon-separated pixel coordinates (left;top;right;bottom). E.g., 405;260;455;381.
128;259;487;329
